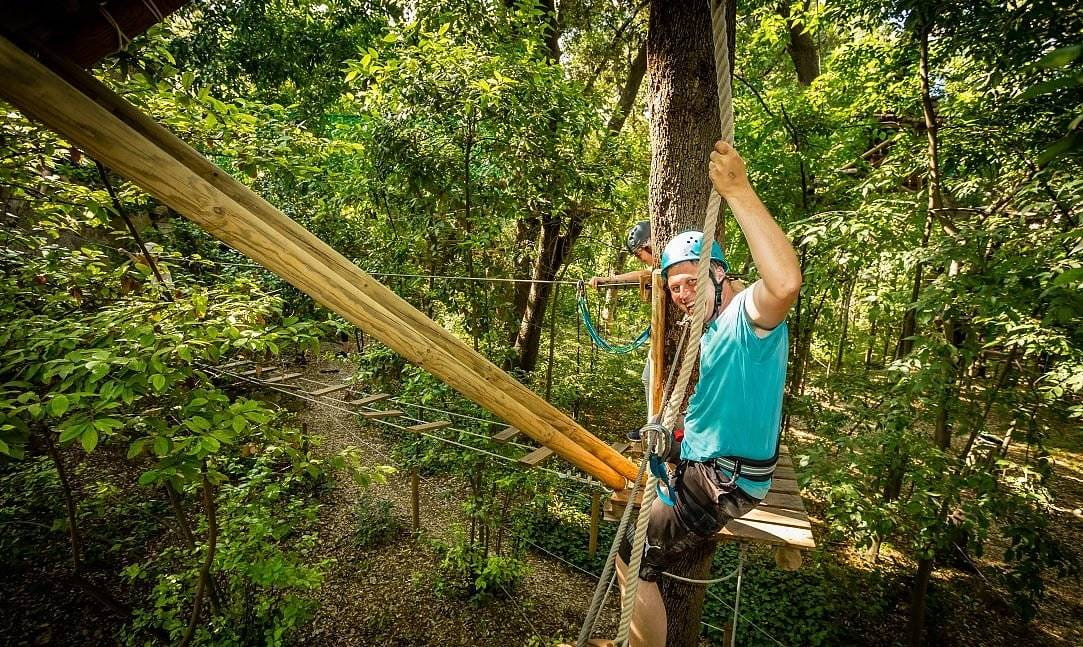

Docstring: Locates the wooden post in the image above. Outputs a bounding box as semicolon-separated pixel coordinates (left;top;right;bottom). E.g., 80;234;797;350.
588;491;601;558
0;37;635;491
649;269;666;418
410;470;420;535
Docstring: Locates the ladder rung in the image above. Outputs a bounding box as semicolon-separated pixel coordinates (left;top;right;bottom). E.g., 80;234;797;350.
219;359;253;370
359;409;403;419
407;421;452;433
239;366;279;378
262;372;303;384
518;446;554;467
348;393;390;406
307;382;353;397
493;426;520;443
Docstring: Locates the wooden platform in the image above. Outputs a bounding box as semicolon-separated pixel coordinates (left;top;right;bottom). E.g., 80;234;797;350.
604;445;815;562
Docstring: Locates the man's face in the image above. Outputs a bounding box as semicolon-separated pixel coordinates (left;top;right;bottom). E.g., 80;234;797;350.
666;260;722;318
634;246;654;266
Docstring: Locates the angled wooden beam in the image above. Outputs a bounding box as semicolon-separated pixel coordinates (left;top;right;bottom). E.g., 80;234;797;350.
0;37;635;490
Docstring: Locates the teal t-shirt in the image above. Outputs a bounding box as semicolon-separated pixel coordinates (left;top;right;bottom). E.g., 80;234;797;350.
681;288;788;500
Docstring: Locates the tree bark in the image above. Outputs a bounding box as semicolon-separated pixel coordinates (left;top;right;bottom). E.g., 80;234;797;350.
778;1;820;85
646;0;731;643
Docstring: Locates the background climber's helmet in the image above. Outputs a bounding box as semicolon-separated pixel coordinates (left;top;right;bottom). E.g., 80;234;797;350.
625;220;652;254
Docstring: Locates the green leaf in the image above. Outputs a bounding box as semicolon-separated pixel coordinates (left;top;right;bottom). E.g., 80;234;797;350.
1036;44;1082;69
150;374;166;392
153;436;170;456
59;424;83;443
137;470;160;486
1038;131;1083;166
47;394;70;417
1016;72;1083;102
81;428;98;452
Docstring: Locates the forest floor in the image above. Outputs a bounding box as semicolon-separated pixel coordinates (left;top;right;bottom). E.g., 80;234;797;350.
292;361;621;646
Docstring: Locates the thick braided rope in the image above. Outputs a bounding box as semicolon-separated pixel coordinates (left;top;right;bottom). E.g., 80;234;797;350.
575;454;651;647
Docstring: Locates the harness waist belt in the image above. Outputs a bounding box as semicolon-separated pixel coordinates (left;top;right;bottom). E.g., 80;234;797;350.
712;456;777;482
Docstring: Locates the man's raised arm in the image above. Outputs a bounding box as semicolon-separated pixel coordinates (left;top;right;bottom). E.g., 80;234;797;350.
708;141;802;330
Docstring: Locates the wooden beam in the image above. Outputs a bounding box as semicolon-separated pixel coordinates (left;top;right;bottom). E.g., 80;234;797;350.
348;393;390;406
0;38;634;491
492;426;521;443
406;421;453;433
519;446;555;467
239;366;278;378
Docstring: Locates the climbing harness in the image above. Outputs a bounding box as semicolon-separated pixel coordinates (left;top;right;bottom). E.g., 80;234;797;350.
576;282;650;354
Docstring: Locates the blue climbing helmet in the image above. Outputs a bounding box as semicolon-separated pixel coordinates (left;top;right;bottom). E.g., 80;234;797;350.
659;230;729;278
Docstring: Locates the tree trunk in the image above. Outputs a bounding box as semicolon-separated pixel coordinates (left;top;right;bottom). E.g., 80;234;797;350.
907;556;934;647
833;277;855;373
179;468;218;647
510;29;650;372
606;42;648;136
778;1;820;85
43;433;82;572
645;0;731;643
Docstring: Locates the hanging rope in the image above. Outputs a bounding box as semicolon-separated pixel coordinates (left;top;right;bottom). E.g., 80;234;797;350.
577;286;650;355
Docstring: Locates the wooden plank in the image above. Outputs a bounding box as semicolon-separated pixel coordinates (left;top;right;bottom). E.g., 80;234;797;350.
768;478;800;494
717;517;816;549
239;366;279;378
0;38;636;491
740;507;813;530
519;446;555;467
773;465;797;480
759;491;806;512
610;441;630;454
262;372;303;384
359;409;403;419
308;382;353;397
407;421;452;433
492;426;521;443
349;393;390;406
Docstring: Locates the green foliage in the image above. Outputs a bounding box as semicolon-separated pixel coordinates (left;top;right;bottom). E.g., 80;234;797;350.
122;447;327;646
431;528;527;603
353;497;403;548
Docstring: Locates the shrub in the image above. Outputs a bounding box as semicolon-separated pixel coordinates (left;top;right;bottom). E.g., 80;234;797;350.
353;497;402;548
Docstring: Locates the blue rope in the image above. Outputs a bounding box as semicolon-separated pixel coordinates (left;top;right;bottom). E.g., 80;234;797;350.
576;294;649;354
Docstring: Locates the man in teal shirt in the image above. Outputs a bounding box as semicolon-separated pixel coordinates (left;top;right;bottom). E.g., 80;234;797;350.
616;141;802;647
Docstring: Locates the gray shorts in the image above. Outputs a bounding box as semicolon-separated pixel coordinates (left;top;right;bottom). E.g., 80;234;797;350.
619;461;759;582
